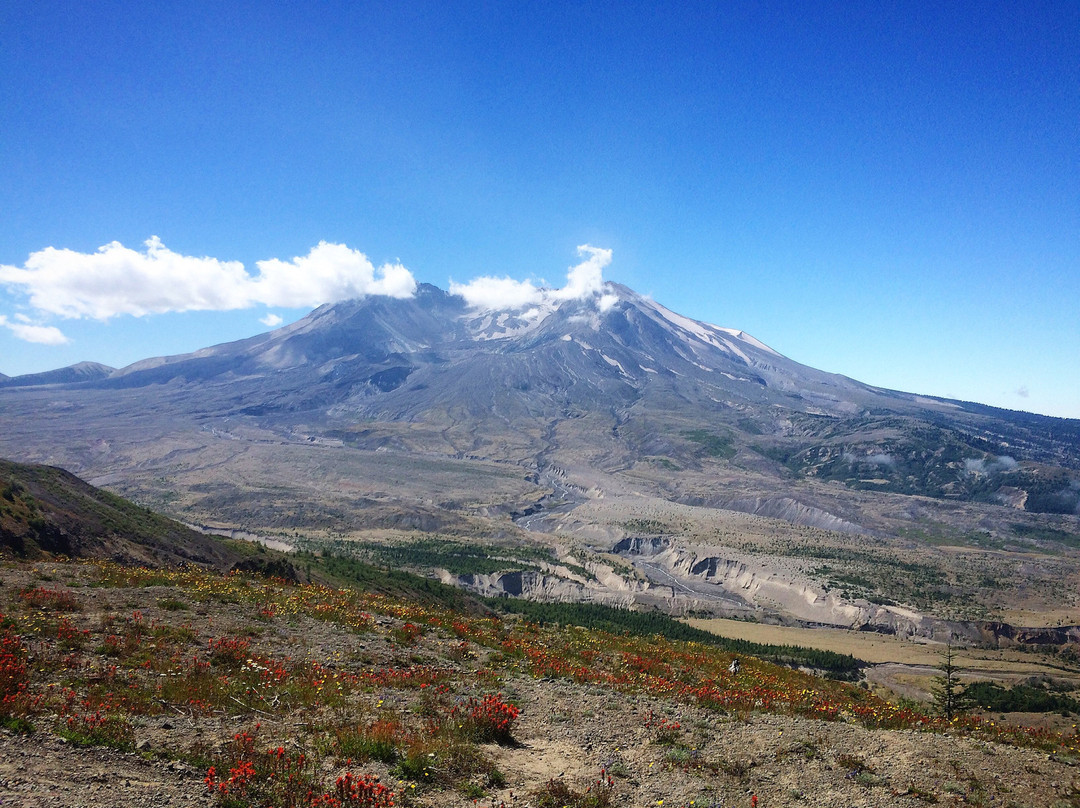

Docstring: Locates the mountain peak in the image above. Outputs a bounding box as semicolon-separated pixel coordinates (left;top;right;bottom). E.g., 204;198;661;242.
0;281;865;418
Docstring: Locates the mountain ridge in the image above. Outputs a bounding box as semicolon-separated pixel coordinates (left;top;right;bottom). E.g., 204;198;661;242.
0;360;114;388
1;279;1078;633
2;281;1067;420
0;457;243;568
2;279;1077;506
7;281;1068;424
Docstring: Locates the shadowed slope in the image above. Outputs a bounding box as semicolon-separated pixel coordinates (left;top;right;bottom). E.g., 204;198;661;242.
0;458;243;569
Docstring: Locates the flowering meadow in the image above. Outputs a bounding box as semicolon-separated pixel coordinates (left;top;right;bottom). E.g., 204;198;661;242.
0;558;1078;807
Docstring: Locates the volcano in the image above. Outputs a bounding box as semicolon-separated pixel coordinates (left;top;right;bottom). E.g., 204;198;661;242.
1;280;1078;634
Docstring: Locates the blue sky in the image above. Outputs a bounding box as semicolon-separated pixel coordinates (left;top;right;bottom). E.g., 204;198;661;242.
1;1;1077;418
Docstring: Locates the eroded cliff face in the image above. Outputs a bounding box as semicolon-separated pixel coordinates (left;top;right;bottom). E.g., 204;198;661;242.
436;568;642;608
439;535;875;624
609;536;911;630
438;534;1033;644
697;496;867;535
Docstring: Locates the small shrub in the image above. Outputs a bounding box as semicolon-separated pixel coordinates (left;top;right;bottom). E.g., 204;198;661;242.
207;636;250;667
906;783;939;803
0;714;34;734
719;758;755;779
335;718;403;763
664;747;692;766
390;622;423;646
0;619;36;722
57;617;90;650
0;623;29;701
58;712;135;751
18;586;81;612
531;771;615;808
460;781;487;799
854;771;884;787
331;772;395;807
393;732;492;789
450;693;520;743
394;740;437;782
604;760;631;779
646;713;682;746
836;753;873;773
206;727;394;807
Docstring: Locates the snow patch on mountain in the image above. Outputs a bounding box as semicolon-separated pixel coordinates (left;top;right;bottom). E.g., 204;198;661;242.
601;354;629;375
636;296;778;363
464;302;554;340
715;327;780;356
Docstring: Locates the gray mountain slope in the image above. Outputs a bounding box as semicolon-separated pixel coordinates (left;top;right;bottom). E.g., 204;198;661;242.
1;281;1077;530
72;282;972;422
0;360;114;388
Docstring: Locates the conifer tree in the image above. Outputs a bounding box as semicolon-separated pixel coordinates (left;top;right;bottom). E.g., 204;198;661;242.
931;641;968;719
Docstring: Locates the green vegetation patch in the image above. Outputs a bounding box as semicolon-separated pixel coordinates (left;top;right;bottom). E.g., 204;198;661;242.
781;544;977;611
736;417;764;436
345;537;555;576
965;680;1080;715
1012;523;1080;549
299;551;490;614
485;598;862;678
621;518;672;534
681;429;737;459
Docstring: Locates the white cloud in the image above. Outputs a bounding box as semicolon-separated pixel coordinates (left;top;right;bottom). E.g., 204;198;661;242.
964;455;1019;475
252;241;415;307
0;237;417;321
448;276;542;310
551;245;612;302
0;315;69;345
260;313;284;327
597;293;619;313
450;244;617;312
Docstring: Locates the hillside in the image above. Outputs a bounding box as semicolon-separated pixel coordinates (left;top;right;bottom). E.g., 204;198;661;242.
0;458;243;569
0;463;1077;805
3;556;1079;807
